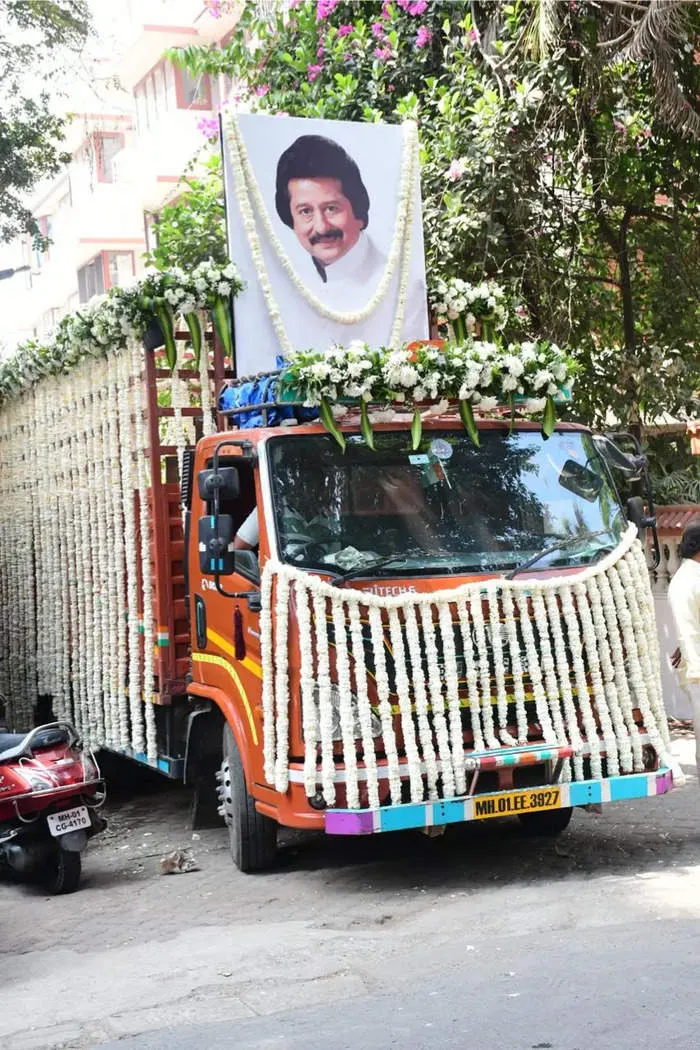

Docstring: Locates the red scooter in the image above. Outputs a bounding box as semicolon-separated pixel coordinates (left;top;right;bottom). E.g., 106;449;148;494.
0;720;106;893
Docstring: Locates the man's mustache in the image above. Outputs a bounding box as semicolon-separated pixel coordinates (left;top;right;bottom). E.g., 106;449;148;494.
309;229;343;246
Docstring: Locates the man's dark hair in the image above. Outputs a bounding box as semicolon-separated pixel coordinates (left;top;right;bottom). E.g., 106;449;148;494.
275;135;370;230
680;521;700;559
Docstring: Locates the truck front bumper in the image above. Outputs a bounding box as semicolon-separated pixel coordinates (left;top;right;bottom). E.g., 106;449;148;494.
325;766;674;836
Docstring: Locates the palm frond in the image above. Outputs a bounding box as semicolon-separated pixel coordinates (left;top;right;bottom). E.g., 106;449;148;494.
523;0;563;61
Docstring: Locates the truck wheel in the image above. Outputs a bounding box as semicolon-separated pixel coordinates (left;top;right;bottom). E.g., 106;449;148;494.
518;806;573;836
219;724;277;873
41;847;82;894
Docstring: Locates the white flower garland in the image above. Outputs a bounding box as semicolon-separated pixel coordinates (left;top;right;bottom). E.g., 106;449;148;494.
120;346;145;754
419;601;456;797
348;603;380;809
388;606;424;802
198;325;215;438
225;112;418;331
132;342;158;760
404;604;440;799
260;525;673;809
334;598;361;809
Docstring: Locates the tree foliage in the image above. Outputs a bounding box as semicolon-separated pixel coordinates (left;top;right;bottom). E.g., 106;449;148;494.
170;0;700;432
0;0;90;245
143;153;227;272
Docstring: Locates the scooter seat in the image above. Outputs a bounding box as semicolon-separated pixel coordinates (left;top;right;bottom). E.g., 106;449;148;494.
0;727;71;763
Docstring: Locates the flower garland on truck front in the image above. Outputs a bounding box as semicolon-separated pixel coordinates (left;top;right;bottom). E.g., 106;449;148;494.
260;525;671;809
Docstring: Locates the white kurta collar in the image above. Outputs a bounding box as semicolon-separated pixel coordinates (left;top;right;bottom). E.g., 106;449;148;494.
312;232;373;284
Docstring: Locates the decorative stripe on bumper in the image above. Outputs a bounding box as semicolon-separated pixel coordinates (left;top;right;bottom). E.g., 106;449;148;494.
324;766;674;836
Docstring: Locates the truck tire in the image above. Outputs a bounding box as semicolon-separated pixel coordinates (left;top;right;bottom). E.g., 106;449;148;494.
41;847;82;894
517;806;573;836
219;724;277;873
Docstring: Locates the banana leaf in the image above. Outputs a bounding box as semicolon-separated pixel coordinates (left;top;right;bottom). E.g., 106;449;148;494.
211;296;233;360
153;300;177;371
542;394;557;439
360;400;375;451
411;406;422;450
320;397;346;452
459;399;480;447
184;311;203;368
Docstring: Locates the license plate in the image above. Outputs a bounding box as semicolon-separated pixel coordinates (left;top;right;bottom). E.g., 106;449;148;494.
47;806;91;837
473;787;561;820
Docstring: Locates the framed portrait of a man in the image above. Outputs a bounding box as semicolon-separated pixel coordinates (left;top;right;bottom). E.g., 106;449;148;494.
222;112;428;375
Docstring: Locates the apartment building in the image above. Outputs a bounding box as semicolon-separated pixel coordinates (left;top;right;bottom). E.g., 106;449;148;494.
0;0;240;352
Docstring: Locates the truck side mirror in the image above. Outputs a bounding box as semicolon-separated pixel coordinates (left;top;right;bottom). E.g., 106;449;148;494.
198;466;240;502
198;514;236;575
626;496;657;538
558;459;603;503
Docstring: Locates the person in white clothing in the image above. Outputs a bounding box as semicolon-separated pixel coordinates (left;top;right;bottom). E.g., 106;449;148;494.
233;508;259;551
667;521;700;779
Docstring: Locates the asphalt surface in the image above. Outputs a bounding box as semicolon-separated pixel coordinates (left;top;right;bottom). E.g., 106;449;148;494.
94;920;700;1050
2;737;700;1050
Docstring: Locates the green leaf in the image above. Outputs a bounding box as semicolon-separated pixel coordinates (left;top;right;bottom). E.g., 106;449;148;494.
459;399;480;446
211;296;232;360
184;312;203;368
411;407;422;450
154;301;177;371
320;397;346;452
360;400;376;451
542;394;557;438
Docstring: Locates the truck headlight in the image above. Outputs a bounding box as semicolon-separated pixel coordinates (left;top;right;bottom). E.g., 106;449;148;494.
313;684;382;742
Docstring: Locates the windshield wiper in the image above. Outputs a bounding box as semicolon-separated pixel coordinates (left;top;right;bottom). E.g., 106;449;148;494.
334;553;418;587
505;530;610;580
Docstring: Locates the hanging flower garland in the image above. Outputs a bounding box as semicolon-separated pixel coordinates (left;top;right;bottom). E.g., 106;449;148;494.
259;524;672;809
224;112;418;331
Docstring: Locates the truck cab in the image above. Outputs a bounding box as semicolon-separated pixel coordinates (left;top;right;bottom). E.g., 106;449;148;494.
186;405;672;872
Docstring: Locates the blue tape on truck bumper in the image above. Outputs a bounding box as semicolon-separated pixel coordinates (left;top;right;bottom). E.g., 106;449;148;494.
324;766;674;836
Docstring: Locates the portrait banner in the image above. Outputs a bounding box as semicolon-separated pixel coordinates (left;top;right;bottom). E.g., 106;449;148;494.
221;112;428;375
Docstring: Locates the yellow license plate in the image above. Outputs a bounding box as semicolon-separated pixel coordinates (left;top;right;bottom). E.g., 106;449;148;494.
473;787;561;820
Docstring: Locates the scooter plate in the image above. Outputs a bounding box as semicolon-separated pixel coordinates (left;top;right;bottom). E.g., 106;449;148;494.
46;806;90;837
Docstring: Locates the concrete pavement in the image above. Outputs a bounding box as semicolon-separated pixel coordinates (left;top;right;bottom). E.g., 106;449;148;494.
2;737;699;1050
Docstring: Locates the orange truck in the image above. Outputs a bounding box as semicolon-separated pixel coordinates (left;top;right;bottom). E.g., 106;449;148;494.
1;337;674;873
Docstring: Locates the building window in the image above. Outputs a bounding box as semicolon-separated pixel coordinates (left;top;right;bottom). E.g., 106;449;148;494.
106;251;135;288
33;215;52;269
135;59;189;134
175;67;212;110
95;133;124;182
77;255;105;303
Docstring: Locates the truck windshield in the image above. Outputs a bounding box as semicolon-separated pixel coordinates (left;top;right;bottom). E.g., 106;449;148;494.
266;429;625;577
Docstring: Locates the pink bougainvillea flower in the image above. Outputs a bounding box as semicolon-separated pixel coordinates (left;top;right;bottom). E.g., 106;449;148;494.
317;43;325;57
415;25;432;47
371;21;385;38
197;116;219;139
397;0;411;8
409;0;428;14
446;157;467;181
307;63;323;82
337;23;354;37
374;45;392;60
381;0;391;15
255;84;270;97
316;0;338;21
467;28;479;44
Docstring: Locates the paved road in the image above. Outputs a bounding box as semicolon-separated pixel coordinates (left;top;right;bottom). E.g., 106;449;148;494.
94;920;700;1050
2;739;700;1050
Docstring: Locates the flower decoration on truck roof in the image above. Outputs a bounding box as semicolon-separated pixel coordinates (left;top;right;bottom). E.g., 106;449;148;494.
279;338;576;451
